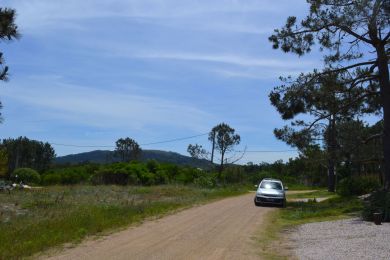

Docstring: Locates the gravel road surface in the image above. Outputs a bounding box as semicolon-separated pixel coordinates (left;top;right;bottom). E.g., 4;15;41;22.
291;218;390;260
44;193;274;260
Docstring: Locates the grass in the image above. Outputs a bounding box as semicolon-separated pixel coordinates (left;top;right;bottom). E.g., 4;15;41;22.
281;196;363;225
0;185;247;259
257;191;363;259
286;190;336;200
284;184;324;191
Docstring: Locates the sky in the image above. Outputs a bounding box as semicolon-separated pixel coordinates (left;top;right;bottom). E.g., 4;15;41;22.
0;0;323;164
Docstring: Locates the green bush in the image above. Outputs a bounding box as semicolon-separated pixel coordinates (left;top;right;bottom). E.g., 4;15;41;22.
220;166;245;184
42;166;93;185
91;169;129;185
155;170;169;185
42;174;62;185
362;190;390;222
337;176;380;196
138;171;155;186
60;170;89;184
193;174;216;188
146;160;159;173
160;163;179;180
12;168;41;184
127;172;140;185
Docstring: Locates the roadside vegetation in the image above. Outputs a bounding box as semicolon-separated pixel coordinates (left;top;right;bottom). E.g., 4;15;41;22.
0;2;388;258
286;190;335;200
257;174;388;259
258;193;364;259
0;132;387;260
0;185;246;259
257;174;383;259
281;196;363;224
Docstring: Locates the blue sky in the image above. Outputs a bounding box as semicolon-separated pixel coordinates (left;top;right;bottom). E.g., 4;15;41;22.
0;0;323;163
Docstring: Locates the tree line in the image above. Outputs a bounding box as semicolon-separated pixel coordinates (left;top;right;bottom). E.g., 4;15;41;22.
0;137;55;177
0;2;388;195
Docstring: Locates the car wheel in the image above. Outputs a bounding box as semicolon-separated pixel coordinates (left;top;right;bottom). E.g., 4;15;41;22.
254;198;262;207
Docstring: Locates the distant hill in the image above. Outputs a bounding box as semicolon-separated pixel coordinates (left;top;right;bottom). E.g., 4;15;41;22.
54;150;213;169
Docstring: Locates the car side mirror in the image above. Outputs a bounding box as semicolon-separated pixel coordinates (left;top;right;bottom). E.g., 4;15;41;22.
284;187;289;191
254;184;258;188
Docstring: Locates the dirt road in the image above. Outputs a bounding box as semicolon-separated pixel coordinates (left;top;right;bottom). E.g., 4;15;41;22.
45;193;274;260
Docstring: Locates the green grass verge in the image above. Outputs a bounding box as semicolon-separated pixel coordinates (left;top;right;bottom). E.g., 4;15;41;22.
281;196;363;224
257;192;363;259
284;184;324;191
286;190;336;200
0;185;247;259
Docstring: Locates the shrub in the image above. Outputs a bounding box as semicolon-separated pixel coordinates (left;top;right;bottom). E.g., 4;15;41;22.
175;168;203;184
60;170;87;184
155;170;169;185
42;174;62;185
362;190;390;222
12;168;41;184
146;160;159;173
42;166;92;185
337;176;380;196
220;166;245;184
193;174;216;188
138;171;155;186
127;172;139;185
160;163;179;180
91;170;129;185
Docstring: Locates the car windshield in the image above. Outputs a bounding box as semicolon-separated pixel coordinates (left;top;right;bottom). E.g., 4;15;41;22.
260;181;282;190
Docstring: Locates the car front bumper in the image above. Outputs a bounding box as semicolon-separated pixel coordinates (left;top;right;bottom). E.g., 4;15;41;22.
255;195;285;205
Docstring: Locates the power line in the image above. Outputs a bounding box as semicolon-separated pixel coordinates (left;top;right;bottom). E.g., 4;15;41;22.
141;133;208;146
49;134;298;153
237;149;297;153
50;133;209;148
50;143;114;148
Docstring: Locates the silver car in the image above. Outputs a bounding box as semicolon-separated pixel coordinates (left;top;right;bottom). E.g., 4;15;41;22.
254;178;287;207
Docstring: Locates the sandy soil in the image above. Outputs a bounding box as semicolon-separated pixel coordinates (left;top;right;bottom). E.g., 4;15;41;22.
44;193;274;260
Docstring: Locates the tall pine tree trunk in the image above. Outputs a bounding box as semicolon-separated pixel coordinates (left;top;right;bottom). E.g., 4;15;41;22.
327;115;336;192
368;18;390;190
376;43;390;190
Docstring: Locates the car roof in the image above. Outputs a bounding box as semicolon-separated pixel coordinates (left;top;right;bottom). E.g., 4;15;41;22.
261;178;282;183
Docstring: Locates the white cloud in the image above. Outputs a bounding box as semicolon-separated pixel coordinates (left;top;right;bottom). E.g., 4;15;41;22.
213;69;269;79
0;0;311;162
131;51;315;68
67;33;316;70
2;78;214;132
4;0;304;33
212;66;315;79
